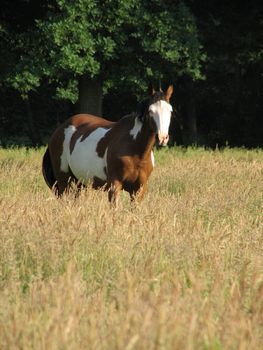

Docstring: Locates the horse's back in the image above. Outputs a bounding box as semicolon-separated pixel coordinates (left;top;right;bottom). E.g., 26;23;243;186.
49;113;114;145
67;113;114;129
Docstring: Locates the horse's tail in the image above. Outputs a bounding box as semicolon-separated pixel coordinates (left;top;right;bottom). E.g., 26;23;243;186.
42;148;57;190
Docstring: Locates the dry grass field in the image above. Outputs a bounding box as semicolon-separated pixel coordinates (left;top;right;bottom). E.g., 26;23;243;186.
0;146;262;349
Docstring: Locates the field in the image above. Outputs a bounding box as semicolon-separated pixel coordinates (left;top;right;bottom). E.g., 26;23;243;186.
0;146;262;349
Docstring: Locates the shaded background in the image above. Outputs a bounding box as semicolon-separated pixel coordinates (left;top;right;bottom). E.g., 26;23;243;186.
0;0;262;148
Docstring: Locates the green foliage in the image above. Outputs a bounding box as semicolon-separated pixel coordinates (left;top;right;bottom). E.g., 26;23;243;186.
107;0;204;94
11;71;40;99
134;1;204;78
6;0;203;101
56;80;79;102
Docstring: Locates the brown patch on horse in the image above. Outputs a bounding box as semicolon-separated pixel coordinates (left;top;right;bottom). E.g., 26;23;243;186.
47;118;71;195
96;128;113;158
96;114;136;158
70;125;88;154
69;114;114;154
104;114;155;200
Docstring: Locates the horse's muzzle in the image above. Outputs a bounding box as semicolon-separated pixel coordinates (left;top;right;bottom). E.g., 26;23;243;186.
158;132;169;146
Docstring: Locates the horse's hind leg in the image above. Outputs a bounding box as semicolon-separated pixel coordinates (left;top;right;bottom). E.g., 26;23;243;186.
108;179;122;207
42;147;69;196
92;177;107;190
48;146;78;196
53;171;73;196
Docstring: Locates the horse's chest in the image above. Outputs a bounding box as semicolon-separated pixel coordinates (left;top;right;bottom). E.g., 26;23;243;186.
122;156;153;183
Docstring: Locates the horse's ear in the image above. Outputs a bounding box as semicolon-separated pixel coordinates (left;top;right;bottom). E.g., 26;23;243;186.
148;82;155;96
158;79;163;92
165;85;173;102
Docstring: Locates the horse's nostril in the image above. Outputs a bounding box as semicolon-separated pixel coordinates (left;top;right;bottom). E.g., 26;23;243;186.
158;134;169;147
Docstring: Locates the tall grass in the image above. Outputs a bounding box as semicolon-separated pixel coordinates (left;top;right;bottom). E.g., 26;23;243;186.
0;146;262;349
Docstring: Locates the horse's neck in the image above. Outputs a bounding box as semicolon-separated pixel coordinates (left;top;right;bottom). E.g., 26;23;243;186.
134;116;156;159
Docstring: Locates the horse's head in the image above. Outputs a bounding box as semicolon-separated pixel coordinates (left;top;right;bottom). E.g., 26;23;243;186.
140;85;173;146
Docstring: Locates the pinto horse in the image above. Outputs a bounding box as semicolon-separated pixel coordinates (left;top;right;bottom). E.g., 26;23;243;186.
42;85;173;204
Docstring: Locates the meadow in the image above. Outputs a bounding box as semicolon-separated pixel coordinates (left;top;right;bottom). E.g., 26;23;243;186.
0;146;262;349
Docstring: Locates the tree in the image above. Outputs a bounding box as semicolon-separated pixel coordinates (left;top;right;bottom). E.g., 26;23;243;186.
0;0;52;145
7;0;203;120
188;0;263;146
2;1;263;147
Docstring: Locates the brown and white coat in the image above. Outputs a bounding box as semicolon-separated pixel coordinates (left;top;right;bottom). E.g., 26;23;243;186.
42;86;173;204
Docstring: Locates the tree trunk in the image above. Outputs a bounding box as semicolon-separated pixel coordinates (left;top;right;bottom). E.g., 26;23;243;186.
76;75;103;116
25;99;42;146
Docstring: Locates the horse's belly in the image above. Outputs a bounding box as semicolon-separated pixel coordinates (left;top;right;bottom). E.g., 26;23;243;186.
68;128;108;183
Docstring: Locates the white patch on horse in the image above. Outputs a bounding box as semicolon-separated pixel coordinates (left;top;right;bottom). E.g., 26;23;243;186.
68;127;109;183
60;125;76;173
130;117;143;139
151;151;155;167
149;100;172;136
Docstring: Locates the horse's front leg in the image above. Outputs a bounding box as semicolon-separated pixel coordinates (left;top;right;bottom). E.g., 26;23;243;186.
108;179;122;207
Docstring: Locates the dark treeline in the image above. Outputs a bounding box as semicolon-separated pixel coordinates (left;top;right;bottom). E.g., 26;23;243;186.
0;0;262;148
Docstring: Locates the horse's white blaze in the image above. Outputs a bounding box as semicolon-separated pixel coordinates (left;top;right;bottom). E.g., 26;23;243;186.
61;125;108;183
149;100;172;137
130;117;143;139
